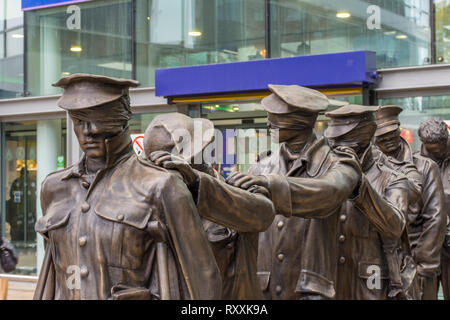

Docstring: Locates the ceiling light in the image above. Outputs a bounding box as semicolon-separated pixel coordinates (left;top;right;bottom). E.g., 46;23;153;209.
70;46;83;52
11;34;24;39
232;106;240;111
188;31;202;37
336;11;351;19
396;34;408;39
61;72;70;76
383;31;397;36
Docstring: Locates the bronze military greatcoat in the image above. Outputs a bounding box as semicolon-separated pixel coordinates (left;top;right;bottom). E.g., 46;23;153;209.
388;137;447;279
335;145;410;299
34;130;222;300
248;135;362;300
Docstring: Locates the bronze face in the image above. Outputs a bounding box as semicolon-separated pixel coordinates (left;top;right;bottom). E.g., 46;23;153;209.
422;142;448;162
72;116;123;159
268;122;300;144
375;129;402;156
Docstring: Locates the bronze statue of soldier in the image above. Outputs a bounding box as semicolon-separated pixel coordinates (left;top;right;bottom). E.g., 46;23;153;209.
417;118;450;300
33;74;222;300
324;104;414;300
224;85;364;300
144;113;275;299
375;107;447;300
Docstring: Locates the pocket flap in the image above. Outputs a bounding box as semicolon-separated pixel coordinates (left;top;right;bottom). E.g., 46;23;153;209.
295;269;335;299
358;261;389;279
94;198;152;230
35;208;71;235
257;272;270;291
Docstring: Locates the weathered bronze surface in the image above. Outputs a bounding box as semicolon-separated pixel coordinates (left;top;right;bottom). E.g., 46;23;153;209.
375;107;447;300
417;118;450;300
226;86;363;300
144;113;275;299
325;104;418;300
34;74;222;300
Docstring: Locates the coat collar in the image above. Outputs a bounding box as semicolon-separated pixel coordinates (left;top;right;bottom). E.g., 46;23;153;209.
61;128;133;180
359;144;376;173
278;135;330;177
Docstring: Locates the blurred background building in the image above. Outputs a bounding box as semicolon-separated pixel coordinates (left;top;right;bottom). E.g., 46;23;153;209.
0;0;449;285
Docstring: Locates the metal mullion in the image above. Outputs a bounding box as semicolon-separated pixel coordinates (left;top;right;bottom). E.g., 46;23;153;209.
265;0;271;58
430;0;436;64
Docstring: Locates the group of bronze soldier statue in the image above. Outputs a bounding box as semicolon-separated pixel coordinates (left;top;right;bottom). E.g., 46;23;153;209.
33;73;450;300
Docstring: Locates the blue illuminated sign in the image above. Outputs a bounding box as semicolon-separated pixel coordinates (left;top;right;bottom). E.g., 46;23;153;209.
22;0;91;11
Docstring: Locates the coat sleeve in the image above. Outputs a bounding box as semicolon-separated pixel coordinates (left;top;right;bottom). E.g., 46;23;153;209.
159;173;222;300
195;171;275;233
412;160;447;276
351;174;406;240
263;146;361;219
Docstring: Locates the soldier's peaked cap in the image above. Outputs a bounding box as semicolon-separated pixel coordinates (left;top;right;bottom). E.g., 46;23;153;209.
374;105;403;137
261;84;329;114
52;73;140;111
324;104;379;139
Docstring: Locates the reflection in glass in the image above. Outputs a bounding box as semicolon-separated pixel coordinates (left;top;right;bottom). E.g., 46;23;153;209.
26;0;132;97
136;0;266;87
2;120;66;275
270;0;431;68
0;0;24;98
435;0;450;63
379;95;450;152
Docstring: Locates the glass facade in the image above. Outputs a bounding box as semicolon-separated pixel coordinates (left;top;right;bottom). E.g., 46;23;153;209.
7;0;442;98
136;0;266;87
380;95;450;152
270;0;431;68
0;0;24;99
1;119;66;275
435;0;449;63
26;0;132;97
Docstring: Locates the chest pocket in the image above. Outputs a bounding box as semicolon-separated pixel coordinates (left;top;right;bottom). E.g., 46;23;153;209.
35;203;72;239
94;198;153;270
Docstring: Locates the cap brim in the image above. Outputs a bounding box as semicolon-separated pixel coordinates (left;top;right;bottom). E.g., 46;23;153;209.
56;82;124;110
374;123;400;137
261;94;298;114
324;121;359;139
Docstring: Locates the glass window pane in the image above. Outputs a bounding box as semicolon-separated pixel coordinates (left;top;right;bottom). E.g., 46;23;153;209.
6;28;23;57
435;0;450;64
2;119;67;275
379;95;450;152
0;32;23;99
136;0;266;87
26;0;133;97
5;0;22;30
270;0;431;68
0;0;5;32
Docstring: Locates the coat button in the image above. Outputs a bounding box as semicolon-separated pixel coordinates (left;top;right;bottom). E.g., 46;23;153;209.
339;257;346;264
340;215;347;222
81;181;90;189
80;266;89;278
117;214;124;222
81;203;90;213
78;236;87;247
275;285;282;294
277;253;284;262
277;221;284;229
339;235;346;243
227;243;233;249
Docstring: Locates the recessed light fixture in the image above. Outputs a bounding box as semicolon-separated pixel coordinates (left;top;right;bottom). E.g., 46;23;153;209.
396;34;408;39
70;46;83;52
11;34;24;38
147;16;150;21
336;11;351;19
232;106;240;111
61;72;71;76
384;31;397;36
188;30;202;37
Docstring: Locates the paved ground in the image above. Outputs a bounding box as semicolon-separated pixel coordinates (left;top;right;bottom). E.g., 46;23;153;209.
5;281;35;300
1;282;447;300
